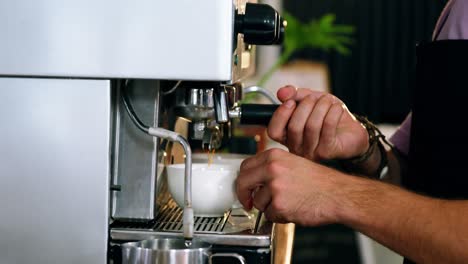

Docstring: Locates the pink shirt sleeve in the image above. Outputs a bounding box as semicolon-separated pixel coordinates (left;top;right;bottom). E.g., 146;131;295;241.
389;113;412;155
434;0;468;40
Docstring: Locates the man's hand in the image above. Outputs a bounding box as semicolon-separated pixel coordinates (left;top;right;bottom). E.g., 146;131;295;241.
268;85;369;161
236;148;345;226
236;148;468;264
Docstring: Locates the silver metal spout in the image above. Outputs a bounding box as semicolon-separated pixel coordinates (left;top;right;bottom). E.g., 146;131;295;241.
243;85;280;104
202;126;222;151
214;86;230;123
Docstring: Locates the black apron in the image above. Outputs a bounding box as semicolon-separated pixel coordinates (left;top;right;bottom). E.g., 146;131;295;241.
404;40;468;263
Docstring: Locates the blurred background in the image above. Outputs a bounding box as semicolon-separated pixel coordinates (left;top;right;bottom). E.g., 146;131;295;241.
242;0;448;263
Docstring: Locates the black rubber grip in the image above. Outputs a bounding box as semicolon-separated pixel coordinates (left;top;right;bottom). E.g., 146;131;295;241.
240;104;279;126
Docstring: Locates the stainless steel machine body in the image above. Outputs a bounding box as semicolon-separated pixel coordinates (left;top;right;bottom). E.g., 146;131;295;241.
0;1;287;263
0;79;112;264
0;0;234;80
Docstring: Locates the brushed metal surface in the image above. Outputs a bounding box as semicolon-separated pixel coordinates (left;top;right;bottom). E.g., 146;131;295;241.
0;78;110;264
111;205;273;247
121;238;246;264
0;0;234;80
112;80;162;220
111;228;273;248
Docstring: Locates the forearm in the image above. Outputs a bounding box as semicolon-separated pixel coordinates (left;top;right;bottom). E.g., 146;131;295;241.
334;176;468;263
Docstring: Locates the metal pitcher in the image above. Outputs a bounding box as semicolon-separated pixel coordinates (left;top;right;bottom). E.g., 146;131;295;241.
122;238;246;264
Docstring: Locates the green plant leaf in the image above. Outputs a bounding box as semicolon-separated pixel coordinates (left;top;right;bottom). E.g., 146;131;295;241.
258;12;355;86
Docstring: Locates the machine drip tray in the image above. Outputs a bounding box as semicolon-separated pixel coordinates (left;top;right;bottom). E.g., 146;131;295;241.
111;199;273;247
153;200;232;233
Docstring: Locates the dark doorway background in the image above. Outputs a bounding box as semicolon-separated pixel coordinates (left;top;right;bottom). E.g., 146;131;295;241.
284;0;447;124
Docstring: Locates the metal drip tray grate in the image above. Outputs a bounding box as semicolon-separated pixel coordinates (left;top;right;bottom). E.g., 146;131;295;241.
111;198;273;247
154;199;231;234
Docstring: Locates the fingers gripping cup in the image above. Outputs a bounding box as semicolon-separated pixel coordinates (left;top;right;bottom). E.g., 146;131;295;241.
166;163;239;217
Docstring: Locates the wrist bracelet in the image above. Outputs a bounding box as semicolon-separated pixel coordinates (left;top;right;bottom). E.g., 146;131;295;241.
340;115;393;179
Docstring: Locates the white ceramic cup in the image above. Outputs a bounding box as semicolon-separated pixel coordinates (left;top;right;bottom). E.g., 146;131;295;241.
192;153;250;209
166;163;239;217
192;153;249;168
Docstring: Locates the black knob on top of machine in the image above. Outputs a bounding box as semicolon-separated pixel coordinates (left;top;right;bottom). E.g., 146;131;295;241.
235;3;286;45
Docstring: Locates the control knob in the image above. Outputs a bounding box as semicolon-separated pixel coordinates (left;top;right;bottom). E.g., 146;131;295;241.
235;3;286;45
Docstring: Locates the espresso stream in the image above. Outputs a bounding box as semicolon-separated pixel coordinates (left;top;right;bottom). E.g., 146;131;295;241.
207;149;215;166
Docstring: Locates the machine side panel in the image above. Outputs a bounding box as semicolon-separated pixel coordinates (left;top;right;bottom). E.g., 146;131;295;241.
0;78;110;264
112;81;162;220
0;0;233;81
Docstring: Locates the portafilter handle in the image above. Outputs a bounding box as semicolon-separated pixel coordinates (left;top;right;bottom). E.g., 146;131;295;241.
238;104;279;126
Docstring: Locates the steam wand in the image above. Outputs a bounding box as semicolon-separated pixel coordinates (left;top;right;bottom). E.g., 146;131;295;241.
121;85;194;242
147;128;194;243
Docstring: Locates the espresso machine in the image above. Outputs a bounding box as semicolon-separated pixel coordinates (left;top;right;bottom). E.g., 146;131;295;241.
0;0;289;263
